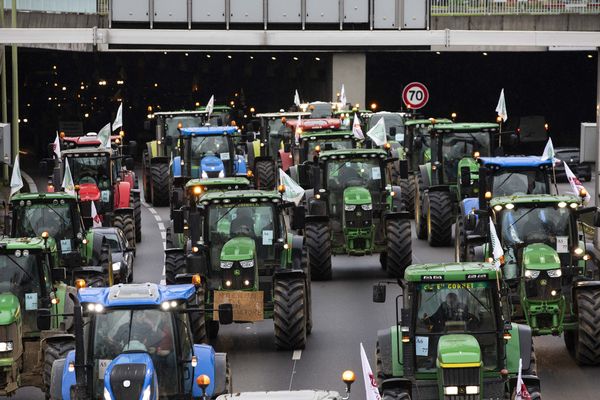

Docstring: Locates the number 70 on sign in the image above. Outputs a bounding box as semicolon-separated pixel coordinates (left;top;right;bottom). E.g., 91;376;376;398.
402;82;429;110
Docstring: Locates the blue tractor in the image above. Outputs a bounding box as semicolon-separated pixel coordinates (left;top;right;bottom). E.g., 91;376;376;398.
41;281;233;400
170;126;248;213
455;156;554;261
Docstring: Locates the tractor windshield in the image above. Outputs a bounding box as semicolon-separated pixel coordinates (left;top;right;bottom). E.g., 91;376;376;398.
491;170;549;196
165;116;203;138
370;114;405;141
66;155;111;190
207;203;282;269
13;202;76;240
0;253;46;333
415;281;499;372
190;135;230;160
92;309;178;397
499;205;571;247
305;138;354;159
437;132;491;183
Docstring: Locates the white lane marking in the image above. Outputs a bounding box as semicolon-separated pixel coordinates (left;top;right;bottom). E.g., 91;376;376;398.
148;207;158;215
292;350;302;360
153;214;162;222
22;171;37;192
160;231;167;240
157;222;165;231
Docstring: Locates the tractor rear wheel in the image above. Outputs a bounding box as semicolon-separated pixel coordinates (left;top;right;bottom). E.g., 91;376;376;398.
113;214;135;248
305;222;332;281
274;277;307;350
454;215;469;262
255;159;276;190
189;286;207;344
133;194;142;243
427;191;454;247
572;288;600;365
165;251;186;284
142;151;151;201
415;175;427;240
150;162;170;206
302;246;313;335
399;176;416;218
384;219;412;279
43;338;75;396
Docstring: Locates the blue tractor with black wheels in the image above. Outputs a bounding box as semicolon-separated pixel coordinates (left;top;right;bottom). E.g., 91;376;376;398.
40;281;233;400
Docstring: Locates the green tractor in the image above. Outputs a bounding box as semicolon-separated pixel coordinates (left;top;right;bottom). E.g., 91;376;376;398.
484;194;600;364
304;148;412;280
166;188;311;350
373;262;541;400
415;123;499;246
0;236;77;396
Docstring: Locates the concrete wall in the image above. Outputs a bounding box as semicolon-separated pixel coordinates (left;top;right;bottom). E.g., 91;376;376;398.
432;14;600;31
331;53;366;110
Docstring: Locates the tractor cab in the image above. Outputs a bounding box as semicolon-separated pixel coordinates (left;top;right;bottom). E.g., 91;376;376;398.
403;118;453;173
185;177;251;199
369;111;413;145
373;262;540;399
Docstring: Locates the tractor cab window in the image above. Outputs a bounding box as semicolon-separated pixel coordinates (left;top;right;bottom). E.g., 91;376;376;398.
92;309;177;397
435;132;491;183
165;116;203;138
370;114;405;142
207;204;280;269
306;139;353;159
414;281;498;372
499;206;571;248
190;135;230;161
13;202;76;240
66;155;111;190
100;233;124;251
491;170;548;196
0;253;44;333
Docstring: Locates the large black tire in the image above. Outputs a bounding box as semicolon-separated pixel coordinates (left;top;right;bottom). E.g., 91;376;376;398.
376;342;411;399
255;159;276;190
415;175;427;240
189;287;207;344
165;251;186;284
142;151;151;202
86;272;108;288
273;277;307;350
384;219;412;279
572;289;600;365
399;176;416;218
454;215;469;262
301;246;313;335
165;226;173;249
133;195;142;243
150;162;170;206
426;191;454;247
43;338;75;396
305;222;332;281
113;214;135;249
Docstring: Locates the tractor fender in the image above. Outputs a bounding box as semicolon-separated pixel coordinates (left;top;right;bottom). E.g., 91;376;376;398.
113;181;132;210
390;185;403;212
427;184;450;193
172;155;183;177
460;197;479;217
185;251;210;277
192;344;217;397
377;328;395;378
246;141;256;169
274;269;306;282
305;214;329;224
571;280;600;314
381;378;413;397
49;358;66;400
290;235;304;270
61;350;77;400
234;154;248;176
384;210;411;221
307;198;327;216
516;323;533;371
418;165;430;189
113;207;134;218
212;352;228;396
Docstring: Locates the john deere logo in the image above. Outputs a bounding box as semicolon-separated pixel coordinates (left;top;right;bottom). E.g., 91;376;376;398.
540;279;547;286
234;269;241;276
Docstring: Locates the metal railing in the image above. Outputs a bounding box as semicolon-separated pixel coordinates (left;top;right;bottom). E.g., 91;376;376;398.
431;0;600;15
2;0;99;14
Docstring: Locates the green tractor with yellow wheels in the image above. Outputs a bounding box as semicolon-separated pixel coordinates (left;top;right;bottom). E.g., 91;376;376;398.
373;262;541;399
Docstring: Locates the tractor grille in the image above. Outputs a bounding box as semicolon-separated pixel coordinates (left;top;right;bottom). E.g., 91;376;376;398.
525;272;561;301
442;366;480;400
345;208;373;228
109;363;146;400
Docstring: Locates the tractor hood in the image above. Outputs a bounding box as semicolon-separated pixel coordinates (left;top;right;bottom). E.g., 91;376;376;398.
437;334;481;367
201;156;225;173
522;243;561;270
104;352;156;400
77;183;101;201
343;186;372;206
216;391;343;400
0;293;21;325
220;237;256;262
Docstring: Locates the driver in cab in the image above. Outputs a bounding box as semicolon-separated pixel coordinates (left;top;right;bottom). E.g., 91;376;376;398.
423;292;469;332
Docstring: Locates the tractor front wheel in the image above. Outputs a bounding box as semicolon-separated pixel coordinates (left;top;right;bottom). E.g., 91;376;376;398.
133;194;142;243
273;277;307;350
165;251;186;284
572;288;600;365
150;162;170;206
43;338;75;397
113;213;136;248
427;191;453;247
399;175;416;218
305;222;332;281
255;159;276;190
415;175;427;240
384;219;412;279
454;215;469;262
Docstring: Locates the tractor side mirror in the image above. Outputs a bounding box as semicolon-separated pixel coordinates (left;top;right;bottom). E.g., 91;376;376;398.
414;136;423;149
52;267;67;283
372;284;386;303
173;210;184;234
218;303;233;325
39;160;48;175
399;160;409;180
37;309;52;331
128;141;138;156
164;136;173;147
124;157;134;171
460;166;471;187
291;206;305;231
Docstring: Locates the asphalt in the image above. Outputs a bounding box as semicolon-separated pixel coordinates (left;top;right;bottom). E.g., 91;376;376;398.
2;172;599;399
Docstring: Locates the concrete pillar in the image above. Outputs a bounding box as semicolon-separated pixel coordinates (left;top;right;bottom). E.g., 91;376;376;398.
331;53;366;109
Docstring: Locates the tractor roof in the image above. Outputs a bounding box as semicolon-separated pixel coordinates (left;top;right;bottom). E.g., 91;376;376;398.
186;177;251;189
319;148;388;159
153;110;207;117
216;391;343;399
0;237;55;250
405;118;452;126
300;130;354;140
62;147;111;156
287;118;342;131
179;126;237;136
431;123;499;132
256;112;311;118
78;283;197;308
370;111;411;117
490;194;581;207
11;192;77;202
479;156;553;169
200;189;284;203
197;105;232;112
61;134;121;148
405;262;499;282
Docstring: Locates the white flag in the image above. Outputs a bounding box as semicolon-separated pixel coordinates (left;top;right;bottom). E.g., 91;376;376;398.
360;343;381;400
112;103;123;132
352;113;364;140
340;84;347;109
294;90;301;107
489;217;504;270
540;138;555;162
62;161;76;196
366;118;387;146
279;169;304;205
514;358;531;400
295;115;302;144
495;88;508;122
53;132;61;160
91;201;102;228
10;155;23;198
564;161;591;204
97;123;112;149
206;95;215;118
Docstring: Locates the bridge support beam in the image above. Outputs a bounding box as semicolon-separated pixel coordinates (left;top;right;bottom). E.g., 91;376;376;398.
331;53;366;109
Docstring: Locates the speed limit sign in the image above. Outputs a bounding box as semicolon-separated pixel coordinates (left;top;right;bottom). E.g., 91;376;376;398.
402;82;429;110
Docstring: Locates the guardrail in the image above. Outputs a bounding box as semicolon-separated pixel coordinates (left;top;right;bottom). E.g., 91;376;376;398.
2;0;99;14
431;0;600;15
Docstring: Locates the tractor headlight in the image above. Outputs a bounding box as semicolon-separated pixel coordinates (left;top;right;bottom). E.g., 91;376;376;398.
465;386;480;395
240;260;254;268
444;386;459;396
524;270;540;279
574;247;584;256
361;204;373;211
344;205;356;211
86;303;104;313
201;170;209;179
0;341;13;352
218;170;225;178
220;261;234;269
547;269;562;278
103;388;114;400
112;261;122;272
142;385;152;400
